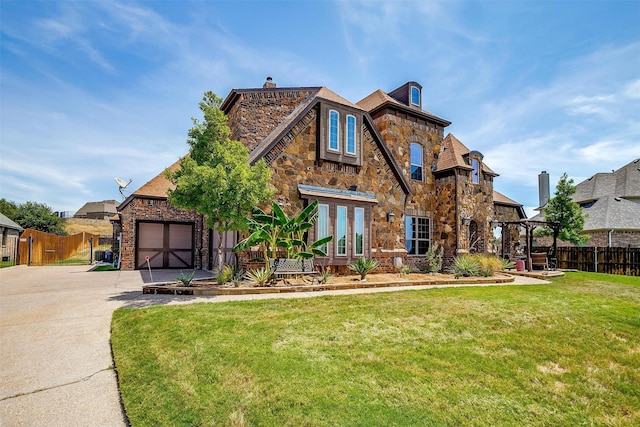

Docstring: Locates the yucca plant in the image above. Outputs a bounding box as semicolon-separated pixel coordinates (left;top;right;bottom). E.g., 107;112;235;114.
175;270;195;287
499;257;516;271
317;266;332;284
449;254;480;278
244;267;273;286
348;258;380;281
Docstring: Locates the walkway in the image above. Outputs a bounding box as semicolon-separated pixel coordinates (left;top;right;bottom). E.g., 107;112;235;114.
0;265;550;426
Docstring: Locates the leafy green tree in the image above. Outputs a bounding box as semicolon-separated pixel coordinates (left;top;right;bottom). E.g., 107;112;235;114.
540;173;589;245
166;91;274;271
14;201;66;235
0;198;18;220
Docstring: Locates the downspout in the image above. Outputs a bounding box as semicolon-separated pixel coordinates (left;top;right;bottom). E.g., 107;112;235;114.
608;229;614;247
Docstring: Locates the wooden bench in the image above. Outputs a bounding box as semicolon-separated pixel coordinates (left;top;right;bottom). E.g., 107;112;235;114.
269;258;317;284
531;253;549;270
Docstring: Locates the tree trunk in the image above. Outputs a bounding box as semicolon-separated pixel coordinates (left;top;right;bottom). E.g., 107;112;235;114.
217;230;224;273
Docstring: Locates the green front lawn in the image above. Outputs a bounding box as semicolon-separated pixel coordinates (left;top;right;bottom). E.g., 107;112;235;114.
111;272;640;426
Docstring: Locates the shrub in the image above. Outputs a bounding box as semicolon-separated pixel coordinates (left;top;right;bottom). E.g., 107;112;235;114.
217;264;235;284
245;267;273;286
472;254;504;277
449;255;480;278
397;263;411;277
424;242;444;273
349;258;380;281
175;270;195;287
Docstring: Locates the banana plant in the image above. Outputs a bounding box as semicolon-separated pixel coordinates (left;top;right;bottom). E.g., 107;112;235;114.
233;200;333;267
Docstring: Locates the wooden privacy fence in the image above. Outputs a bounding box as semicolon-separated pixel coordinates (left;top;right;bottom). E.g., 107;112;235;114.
556;247;639;276
17;229;100;266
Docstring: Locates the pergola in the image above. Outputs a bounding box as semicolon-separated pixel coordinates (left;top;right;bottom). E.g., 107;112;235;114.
493;219;560;271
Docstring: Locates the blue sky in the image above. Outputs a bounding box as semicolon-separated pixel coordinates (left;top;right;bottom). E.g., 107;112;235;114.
1;0;639;218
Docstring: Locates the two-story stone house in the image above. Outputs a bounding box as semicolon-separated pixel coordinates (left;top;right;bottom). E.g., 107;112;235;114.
114;79;525;271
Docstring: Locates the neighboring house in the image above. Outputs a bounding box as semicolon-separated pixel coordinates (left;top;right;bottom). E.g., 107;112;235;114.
531;158;640;247
114;79;525;270
74;200;119;220
0;212;23;262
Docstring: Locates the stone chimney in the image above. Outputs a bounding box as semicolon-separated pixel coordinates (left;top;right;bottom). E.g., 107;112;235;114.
538;171;550;208
263;76;276;88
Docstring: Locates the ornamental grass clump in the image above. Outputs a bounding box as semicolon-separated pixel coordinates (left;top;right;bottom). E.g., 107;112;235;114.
472;254;504;277
217;264;235;284
348;258;380;281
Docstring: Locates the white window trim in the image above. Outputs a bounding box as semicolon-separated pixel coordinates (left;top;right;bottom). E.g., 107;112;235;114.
410;86;420;106
336;205;347;256
346;114;356;156
353;207;364;256
328;109;340;152
410;143;424;181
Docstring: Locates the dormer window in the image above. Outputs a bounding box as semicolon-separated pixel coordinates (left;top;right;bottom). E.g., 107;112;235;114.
472;158;480;184
410;86;421;107
346;115;356;155
329;110;340;151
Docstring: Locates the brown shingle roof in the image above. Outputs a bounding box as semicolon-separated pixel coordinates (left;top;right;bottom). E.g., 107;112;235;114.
357;89;451;126
133;158;181;198
434;133;498;177
434;134;472;172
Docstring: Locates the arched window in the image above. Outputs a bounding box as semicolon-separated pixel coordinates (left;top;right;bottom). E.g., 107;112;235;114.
410;143;423;181
410;86;420;106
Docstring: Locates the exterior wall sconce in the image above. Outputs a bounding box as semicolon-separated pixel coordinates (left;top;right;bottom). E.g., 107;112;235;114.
461;216;471;226
387;211;395;224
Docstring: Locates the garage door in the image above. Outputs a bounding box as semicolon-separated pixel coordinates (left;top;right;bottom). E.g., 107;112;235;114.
136;222;194;269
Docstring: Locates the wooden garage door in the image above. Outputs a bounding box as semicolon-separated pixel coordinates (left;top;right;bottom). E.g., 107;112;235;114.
136;222;194;269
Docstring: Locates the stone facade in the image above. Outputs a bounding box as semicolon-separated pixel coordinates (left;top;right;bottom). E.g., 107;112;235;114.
224;88;317;152
117;198;209;270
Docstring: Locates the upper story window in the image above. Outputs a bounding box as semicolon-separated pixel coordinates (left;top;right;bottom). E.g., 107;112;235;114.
329;110;340;151
410;86;421;106
472;158;480;184
410;143;423;181
346;115;356;155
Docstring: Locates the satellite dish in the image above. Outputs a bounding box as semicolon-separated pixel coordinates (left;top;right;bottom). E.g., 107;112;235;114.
114;177;132;199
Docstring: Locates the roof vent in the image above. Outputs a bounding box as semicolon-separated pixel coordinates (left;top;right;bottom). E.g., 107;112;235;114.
263;76;276;88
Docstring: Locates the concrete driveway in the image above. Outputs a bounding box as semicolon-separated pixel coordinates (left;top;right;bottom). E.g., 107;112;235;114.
0;265;214;427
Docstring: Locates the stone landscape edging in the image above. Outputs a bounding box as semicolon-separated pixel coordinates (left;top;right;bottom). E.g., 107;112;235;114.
142;274;516;296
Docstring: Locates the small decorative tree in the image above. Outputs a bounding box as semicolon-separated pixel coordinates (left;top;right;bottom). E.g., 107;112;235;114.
424;242;444;273
166;91;274;271
538;173;589;245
